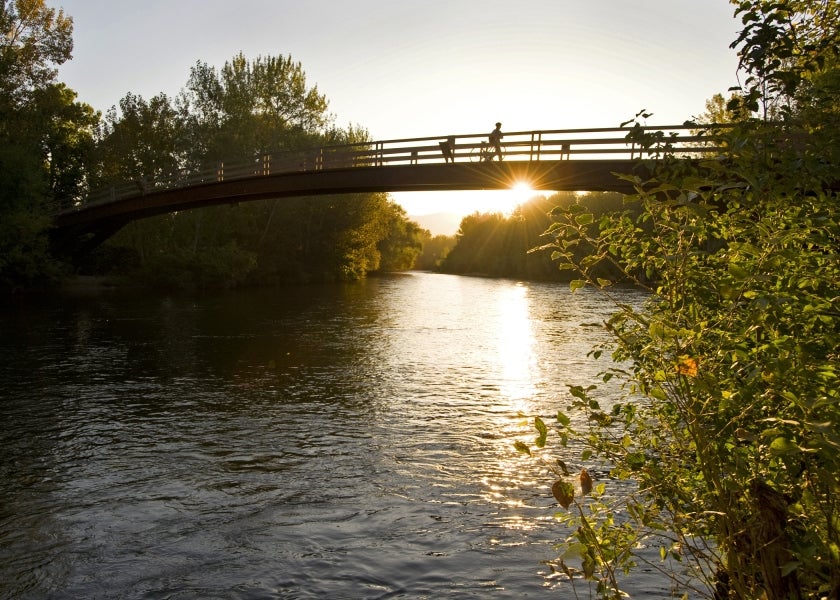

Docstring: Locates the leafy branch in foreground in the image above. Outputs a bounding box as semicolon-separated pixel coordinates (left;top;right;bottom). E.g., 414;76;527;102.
518;2;840;597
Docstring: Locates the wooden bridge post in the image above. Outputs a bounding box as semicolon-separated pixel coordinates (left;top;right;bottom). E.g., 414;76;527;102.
262;154;271;175
217;161;224;182
561;143;570;160
530;132;542;161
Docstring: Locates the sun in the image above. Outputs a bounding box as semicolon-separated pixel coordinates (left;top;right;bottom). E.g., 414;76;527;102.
473;182;539;216
503;181;538;212
511;181;534;199
393;183;546;223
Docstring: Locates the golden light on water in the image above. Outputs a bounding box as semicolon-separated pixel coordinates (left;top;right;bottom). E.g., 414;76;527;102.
496;282;539;406
480;281;547;532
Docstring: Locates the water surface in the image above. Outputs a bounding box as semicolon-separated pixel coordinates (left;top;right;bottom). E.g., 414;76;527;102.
1;273;674;599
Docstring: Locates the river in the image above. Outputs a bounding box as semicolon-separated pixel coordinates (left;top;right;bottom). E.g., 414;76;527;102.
0;272;682;599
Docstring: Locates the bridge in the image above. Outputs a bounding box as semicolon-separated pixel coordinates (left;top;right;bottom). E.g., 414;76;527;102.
52;124;721;249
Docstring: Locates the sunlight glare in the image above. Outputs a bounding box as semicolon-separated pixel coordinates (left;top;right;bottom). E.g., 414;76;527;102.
496;283;538;405
506;181;538;213
477;182;539;216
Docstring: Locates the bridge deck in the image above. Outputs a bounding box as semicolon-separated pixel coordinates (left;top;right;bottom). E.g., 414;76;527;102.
53;124;725;246
54;159;650;231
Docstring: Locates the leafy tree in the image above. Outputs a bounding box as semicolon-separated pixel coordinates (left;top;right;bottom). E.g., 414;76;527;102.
93;92;187;189
522;1;840;598
695;92;753;125
439;193;627;281
91;52;422;287
376;202;424;272
0;0;93;291
34;83;98;207
180;52;333;164
413;232;455;271
440;211;508;275
0;0;72;102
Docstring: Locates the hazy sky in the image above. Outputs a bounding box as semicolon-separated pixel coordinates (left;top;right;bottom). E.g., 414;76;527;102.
56;0;743;220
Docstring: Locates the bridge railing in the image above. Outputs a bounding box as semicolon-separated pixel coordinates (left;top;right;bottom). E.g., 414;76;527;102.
73;124;726;210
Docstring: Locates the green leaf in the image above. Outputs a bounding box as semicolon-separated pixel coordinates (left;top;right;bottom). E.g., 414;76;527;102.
556;410;571;427
780;561;801;577
728;262;751;280
570;279;586;292
769;436;799;456
514;440;532;456
535;416;548;448
626;452;646;470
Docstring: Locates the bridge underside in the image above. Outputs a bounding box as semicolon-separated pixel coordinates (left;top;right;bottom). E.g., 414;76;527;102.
52;159;651;251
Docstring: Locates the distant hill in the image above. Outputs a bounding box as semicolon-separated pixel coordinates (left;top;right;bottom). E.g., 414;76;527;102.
409;212;462;236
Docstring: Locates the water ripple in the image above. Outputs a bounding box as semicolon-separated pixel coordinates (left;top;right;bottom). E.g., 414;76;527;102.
0;275;674;599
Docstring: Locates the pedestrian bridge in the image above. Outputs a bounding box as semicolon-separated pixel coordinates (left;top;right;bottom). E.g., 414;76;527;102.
53;124;721;248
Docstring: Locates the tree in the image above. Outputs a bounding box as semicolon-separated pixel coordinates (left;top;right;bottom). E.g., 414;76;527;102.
413;232;455;271
524;1;840;598
438;193;625;281
695;92;753;125
33;83;98;207
440;211;508;275
376;202;424;272
93;92;187;188
91;51;421;288
180;53;333;164
0;0;72;104
0;0;92;291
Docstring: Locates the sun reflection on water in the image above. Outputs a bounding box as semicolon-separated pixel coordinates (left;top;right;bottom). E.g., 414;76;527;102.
495;282;539;409
477;282;551;532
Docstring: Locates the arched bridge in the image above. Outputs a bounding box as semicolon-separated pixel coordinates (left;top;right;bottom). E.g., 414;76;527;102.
53;124;721;249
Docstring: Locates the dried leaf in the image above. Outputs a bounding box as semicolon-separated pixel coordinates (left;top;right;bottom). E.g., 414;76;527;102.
676;355;698;377
579;468;593;496
552;480;575;509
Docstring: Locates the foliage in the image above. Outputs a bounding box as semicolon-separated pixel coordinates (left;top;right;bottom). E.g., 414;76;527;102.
0;0;95;291
439;192;630;281
179;52;335;164
104;192;418;289
93;92;187;189
413;232;455;271
375;202;425;272
695;93;754;126
87;52;421;287
0;0;72;101
518;1;840;598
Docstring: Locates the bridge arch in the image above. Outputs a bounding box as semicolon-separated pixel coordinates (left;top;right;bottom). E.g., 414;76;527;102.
52;125;719;251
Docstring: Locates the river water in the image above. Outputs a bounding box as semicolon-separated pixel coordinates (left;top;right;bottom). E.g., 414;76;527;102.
0;272;679;599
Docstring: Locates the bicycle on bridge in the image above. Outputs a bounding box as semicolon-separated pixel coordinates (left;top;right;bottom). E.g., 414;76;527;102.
469;142;500;162
470;122;504;162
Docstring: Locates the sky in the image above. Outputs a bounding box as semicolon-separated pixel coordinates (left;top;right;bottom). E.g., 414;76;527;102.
56;0;743;228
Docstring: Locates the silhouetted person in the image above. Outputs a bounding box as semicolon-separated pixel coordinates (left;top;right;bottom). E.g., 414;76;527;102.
439;137;455;162
489;122;503;161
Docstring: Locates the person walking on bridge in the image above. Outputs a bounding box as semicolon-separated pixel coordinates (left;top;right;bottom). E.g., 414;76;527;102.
489;122;504;161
